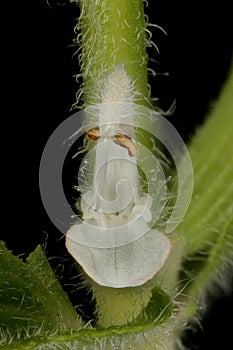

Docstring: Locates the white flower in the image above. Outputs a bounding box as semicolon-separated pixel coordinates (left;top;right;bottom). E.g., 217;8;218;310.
66;65;171;288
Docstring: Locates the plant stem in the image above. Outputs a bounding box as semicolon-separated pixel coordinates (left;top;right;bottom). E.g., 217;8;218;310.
91;283;152;327
76;0;149;107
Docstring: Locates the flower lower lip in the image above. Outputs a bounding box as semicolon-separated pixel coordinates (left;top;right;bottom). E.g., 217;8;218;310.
66;224;171;288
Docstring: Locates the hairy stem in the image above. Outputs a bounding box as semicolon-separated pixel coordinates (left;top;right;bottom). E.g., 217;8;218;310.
75;0;149;107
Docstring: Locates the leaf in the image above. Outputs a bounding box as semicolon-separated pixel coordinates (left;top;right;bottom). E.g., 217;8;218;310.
0;242;82;346
178;66;233;255
174;66;233;300
133;286;172;326
0;287;173;350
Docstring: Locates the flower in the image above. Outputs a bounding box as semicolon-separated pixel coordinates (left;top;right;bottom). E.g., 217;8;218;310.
66;65;171;287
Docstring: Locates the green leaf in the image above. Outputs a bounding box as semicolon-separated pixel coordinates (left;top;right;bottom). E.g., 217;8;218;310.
0;288;173;350
173;66;233;298
133;286;172;326
180;215;233;299
0;242;82;346
178;66;233;255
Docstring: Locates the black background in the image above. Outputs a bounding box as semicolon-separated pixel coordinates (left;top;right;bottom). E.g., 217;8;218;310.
2;1;233;349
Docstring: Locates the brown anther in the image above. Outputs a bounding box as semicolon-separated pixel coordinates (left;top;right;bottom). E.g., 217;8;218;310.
113;134;137;157
87;127;100;140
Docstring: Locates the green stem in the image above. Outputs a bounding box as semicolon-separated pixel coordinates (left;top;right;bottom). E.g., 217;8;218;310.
91;283;152;327
76;0;149;107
